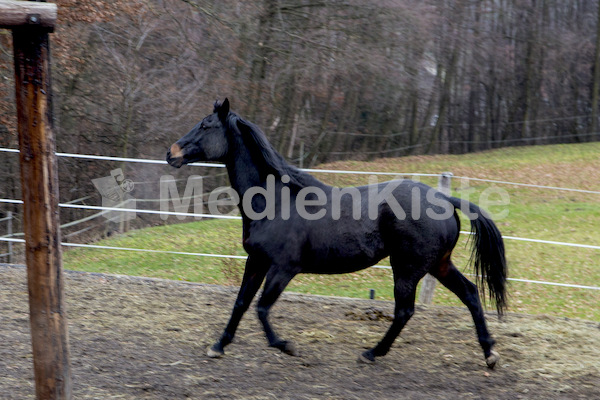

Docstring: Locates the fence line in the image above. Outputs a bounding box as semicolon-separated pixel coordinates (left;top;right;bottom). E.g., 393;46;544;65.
58;203;241;220
496;234;600;250
438;131;599;145
328;143;426;155
1;147;438;177
1;200;131;238
2;148;599;294
1;198;600;251
1;187;234;239
2;147;600;194
0;237;597;291
302;168;439;177
0;199;24;204
458;231;600;251
452;176;600;195
502;277;600;291
0;147;225;168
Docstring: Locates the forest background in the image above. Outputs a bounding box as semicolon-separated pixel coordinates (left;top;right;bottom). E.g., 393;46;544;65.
1;0;600;235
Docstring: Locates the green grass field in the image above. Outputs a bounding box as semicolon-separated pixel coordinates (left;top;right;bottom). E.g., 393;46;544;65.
63;143;600;321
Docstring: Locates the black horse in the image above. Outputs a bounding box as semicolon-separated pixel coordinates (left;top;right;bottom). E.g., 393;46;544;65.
166;98;507;368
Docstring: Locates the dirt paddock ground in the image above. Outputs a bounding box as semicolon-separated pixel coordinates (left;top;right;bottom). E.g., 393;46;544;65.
1;264;598;399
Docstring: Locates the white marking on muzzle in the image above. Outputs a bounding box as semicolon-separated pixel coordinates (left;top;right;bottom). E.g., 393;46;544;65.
170;143;183;159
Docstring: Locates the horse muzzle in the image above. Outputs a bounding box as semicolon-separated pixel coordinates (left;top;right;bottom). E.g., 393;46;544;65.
166;143;185;168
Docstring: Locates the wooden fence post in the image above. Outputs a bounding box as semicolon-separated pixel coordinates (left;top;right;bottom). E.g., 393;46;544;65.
418;172;453;305
2;1;72;398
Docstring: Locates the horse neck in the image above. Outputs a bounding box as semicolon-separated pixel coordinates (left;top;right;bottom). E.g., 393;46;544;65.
224;137;267;196
224;129;329;216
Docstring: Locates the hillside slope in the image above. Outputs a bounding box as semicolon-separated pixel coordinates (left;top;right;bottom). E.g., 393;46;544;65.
64;143;600;320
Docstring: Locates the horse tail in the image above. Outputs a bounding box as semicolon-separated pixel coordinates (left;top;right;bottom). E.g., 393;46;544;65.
447;197;508;315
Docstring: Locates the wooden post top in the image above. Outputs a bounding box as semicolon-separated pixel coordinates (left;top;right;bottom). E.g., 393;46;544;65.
0;0;57;30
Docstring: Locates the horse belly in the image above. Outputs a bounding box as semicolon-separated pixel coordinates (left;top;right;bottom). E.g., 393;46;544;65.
301;232;387;274
307;256;386;275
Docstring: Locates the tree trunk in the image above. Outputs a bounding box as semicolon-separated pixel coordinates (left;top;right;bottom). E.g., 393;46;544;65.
246;0;277;120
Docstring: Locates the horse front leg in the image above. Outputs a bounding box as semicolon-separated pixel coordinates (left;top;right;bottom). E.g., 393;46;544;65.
207;256;267;358
256;266;299;356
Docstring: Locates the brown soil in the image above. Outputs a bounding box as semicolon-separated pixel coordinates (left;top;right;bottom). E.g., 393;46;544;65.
1;264;598;399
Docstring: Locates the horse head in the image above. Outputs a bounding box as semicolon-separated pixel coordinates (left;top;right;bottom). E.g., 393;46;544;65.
166;98;230;168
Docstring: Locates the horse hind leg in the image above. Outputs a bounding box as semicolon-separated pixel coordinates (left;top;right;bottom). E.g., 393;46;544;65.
431;260;500;369
359;266;422;363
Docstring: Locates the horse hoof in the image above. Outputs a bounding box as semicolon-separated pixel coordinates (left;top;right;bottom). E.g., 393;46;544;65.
207;346;224;359
282;341;299;357
358;351;375;364
486;350;500;369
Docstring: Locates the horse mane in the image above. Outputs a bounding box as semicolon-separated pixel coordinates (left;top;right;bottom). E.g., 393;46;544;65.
224;112;323;189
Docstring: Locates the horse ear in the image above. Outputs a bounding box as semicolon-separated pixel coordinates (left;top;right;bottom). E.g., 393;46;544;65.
218;98;230;122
